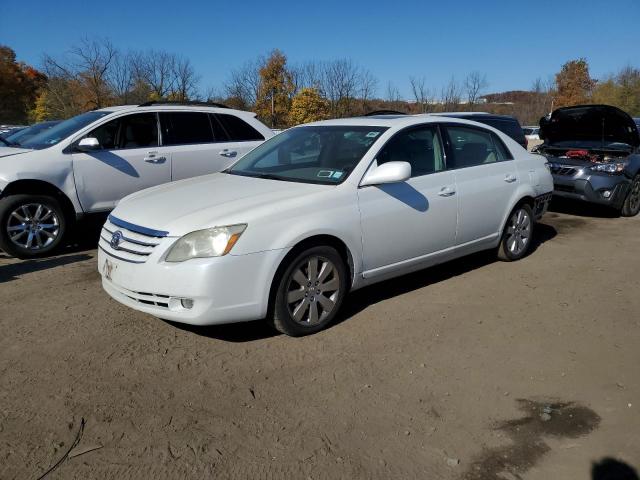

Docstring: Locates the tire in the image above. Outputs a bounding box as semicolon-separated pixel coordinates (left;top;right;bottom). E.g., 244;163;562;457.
270;245;348;336
0;194;67;259
621;175;640;217
497;203;535;262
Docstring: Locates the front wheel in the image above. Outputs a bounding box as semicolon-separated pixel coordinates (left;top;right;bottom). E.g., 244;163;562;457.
497;204;535;262
270;246;348;336
0;194;67;258
621;175;640;217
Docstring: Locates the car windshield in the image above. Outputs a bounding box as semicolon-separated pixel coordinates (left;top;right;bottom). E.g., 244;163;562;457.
18;111;112;150
226;125;388;185
4;121;60;147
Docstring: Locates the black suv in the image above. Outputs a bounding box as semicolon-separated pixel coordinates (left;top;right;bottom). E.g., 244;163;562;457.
437;113;528;149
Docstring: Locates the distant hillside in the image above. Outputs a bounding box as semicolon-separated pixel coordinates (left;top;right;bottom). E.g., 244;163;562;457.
481;90;543;104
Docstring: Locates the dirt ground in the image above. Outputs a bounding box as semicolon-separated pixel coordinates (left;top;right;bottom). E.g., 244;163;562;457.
1;200;639;480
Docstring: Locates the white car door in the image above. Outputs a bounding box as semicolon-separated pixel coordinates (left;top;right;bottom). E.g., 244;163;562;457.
442;125;518;245
358;125;458;277
72;112;170;212
163;112;265;181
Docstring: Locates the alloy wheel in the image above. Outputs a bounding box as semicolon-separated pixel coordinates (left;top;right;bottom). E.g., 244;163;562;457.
286;255;341;326
6;203;60;251
505;207;531;256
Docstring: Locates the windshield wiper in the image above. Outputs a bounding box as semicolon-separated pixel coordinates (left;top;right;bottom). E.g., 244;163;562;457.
227;171;287;181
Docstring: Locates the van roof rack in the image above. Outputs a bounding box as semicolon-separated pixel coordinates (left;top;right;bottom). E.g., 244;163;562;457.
364;110;407;116
138;100;229;109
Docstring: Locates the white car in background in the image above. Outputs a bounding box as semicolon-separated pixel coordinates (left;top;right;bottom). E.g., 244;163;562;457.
0;102;272;258
523;126;540;141
98;114;553;336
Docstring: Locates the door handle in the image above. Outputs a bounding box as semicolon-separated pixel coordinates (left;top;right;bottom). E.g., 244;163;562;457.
219;149;237;158
504;174;517;183
144;151;167;164
144;156;167;164
438;186;456;197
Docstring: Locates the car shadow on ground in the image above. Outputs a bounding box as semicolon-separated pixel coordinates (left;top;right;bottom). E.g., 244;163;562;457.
0;253;93;284
549;197;620;218
338;222;556;325
177;222;557;343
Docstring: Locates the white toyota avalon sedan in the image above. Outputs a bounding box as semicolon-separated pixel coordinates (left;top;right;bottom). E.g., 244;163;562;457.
98;114;553;336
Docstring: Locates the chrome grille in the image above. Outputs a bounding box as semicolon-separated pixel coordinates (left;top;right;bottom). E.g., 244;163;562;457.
99;215;168;264
549;163;577;176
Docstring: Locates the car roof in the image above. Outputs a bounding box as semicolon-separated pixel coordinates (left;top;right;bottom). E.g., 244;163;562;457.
302;114;512;129
93;104;255;115
432;112;518;121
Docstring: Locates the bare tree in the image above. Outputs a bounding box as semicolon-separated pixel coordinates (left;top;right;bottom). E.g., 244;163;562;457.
223;57;264;110
358;68;378;114
441;76;462;111
323;59;361;117
43;37;117;110
108;51;135;103
171;55;199;101
133;50;176;99
464;71;488;105
409;76;433;112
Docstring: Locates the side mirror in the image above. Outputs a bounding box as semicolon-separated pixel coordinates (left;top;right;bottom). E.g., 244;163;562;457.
361;161;411;186
77;137;100;152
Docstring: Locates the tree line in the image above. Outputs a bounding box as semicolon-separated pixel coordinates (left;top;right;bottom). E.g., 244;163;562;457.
1;38;639;128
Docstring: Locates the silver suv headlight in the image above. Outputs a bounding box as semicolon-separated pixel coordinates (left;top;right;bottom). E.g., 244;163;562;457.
590;162;625;173
165;224;247;262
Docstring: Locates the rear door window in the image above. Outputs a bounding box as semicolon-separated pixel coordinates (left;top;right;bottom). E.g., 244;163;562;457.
444;126;506;168
160;112;214;145
215;114;264;141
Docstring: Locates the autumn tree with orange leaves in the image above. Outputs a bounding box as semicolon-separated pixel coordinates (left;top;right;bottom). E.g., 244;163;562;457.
554;58;596;108
0;46;46;123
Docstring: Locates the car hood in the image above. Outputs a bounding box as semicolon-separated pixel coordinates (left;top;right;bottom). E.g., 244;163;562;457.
112;173;333;236
0;147;32;158
539;105;640;148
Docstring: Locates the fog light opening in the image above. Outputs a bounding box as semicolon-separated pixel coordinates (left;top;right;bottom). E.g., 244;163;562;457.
602;190;612;199
180;298;194;309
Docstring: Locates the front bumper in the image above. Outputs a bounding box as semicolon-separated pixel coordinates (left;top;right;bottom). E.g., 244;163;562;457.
551;170;631;208
98;247;289;326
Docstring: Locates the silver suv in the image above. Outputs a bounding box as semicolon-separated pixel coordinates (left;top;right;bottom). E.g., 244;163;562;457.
0;101;273;258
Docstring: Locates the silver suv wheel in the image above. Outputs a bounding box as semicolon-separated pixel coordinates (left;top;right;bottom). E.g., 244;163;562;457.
7;202;61;250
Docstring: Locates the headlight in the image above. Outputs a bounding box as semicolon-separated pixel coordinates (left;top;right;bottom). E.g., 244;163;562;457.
165;224;247;262
590;162;625;173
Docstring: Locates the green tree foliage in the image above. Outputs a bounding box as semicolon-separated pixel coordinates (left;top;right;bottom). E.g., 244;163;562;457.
0;46;47;123
288;88;330;125
554;58;595;108
592;66;640;116
255;50;295;128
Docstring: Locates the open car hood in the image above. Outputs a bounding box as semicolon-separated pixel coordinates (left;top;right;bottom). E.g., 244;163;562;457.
539;105;640;148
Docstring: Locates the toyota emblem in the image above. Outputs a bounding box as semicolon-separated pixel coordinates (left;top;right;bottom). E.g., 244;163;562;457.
110;230;123;250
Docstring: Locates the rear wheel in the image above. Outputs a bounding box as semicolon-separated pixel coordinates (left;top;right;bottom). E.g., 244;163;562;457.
498;204;534;262
270;246;348;336
621;175;640;217
0;194;66;258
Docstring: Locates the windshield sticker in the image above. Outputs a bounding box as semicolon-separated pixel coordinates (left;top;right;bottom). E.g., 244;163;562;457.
332;171;344;179
366;131;381;138
317;170;334;178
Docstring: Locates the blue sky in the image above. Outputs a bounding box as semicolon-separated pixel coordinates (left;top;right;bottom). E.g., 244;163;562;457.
2;0;638;98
